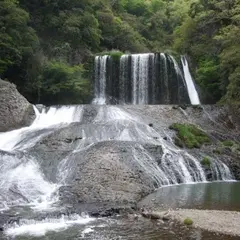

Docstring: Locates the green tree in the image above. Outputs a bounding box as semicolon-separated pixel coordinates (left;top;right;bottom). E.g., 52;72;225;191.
40;61;91;104
0;0;38;76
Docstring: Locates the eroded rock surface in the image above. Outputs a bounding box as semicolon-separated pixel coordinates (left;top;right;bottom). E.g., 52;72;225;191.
0;79;35;132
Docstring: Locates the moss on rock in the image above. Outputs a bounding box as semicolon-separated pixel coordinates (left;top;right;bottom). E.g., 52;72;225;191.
201;156;211;167
169;123;211;149
184;217;193;226
222;140;235;147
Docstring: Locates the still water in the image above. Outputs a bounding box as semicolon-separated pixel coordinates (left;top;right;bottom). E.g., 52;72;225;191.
139;181;240;211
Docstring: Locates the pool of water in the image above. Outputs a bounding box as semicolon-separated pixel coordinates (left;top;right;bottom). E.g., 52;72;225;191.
139;181;240;211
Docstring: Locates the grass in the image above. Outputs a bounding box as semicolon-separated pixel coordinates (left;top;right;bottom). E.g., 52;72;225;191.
222;140;235;147
97;50;124;61
220;140;240;154
201;156;211;167
184;218;193;226
169;123;211;149
213;148;222;154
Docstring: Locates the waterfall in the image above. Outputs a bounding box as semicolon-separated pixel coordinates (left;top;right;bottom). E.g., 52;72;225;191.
131;54;155;104
0;105;83;151
58;105;232;187
181;56;200;105
159;53;169;104
119;55;129;103
95;106;232;186
93;55;109;105
0;105;84;212
0;104;235;238
94;53;192;105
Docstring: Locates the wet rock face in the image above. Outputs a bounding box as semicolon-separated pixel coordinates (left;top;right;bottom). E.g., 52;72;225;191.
33;137;157;204
30;120;159;204
60;141;155;204
0;79;35;132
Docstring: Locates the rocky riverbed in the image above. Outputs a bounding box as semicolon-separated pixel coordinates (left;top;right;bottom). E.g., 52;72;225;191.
157;209;240;237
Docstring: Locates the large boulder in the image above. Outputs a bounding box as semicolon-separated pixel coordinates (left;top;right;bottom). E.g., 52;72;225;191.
0;79;35;132
58;141;155;205
29;121;159;205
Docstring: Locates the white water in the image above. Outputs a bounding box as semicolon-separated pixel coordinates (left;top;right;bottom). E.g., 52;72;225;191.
32;105;83;126
0;105;83;151
0;105;83;211
181;56;201;105
132;53;154;104
93;55;108;104
4;214;94;237
119;55;129;103
63;106;231;187
0;155;59;211
95;53;199;105
160;53;170;103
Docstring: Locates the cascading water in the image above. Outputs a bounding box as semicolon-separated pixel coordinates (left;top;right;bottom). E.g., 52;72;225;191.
131;54;155;104
93;53;197;105
56;105;232;187
0;104;235;238
93;55;109;105
0;105;83;151
0;105;93;237
181;56;201;105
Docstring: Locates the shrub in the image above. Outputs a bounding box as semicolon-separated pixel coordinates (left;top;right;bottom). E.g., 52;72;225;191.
213;149;222;154
169;123;211;149
201;156;211;167
184;218;193;226
97;50;124;61
222;140;235;147
40;61;91;104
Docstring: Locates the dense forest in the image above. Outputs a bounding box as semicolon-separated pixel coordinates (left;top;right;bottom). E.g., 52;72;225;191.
0;0;239;105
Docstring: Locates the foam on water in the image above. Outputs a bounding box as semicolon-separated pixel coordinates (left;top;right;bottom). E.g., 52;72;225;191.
4;214;95;237
32;105;83;126
0;155;59;211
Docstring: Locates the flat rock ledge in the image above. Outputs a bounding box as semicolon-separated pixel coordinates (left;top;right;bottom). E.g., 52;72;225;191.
158;209;240;237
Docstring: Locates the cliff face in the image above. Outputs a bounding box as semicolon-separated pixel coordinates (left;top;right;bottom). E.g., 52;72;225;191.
0;79;35;132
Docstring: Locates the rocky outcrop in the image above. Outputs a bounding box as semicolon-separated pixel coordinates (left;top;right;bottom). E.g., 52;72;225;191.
28;104;240;208
0;79;35;132
31;127;157;204
58;141;155;204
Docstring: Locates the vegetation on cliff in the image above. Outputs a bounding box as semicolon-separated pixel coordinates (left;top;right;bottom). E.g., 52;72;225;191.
0;0;239;105
169;123;211;149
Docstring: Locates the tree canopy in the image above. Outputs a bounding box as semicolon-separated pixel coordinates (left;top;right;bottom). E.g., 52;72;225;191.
0;0;239;104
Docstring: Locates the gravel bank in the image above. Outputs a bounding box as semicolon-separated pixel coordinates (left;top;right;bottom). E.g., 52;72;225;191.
169;209;240;237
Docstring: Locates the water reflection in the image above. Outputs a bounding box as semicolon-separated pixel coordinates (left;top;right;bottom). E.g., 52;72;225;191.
140;181;240;211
